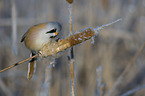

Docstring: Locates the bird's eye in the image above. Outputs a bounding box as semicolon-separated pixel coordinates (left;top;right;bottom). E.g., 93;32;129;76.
46;28;57;34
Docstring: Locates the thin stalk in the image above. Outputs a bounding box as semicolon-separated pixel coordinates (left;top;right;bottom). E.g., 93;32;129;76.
0;54;38;72
11;0;17;55
121;84;145;96
68;3;76;96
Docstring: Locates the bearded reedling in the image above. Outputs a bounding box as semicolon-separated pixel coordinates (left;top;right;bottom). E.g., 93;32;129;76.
21;22;62;80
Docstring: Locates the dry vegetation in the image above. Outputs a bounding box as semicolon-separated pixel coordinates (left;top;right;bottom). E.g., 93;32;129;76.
0;0;145;96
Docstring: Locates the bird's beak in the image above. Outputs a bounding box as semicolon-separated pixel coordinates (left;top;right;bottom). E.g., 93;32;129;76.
55;32;58;36
50;32;58;38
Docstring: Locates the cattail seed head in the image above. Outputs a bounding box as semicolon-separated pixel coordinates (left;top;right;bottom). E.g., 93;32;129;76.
40;28;95;57
66;0;73;4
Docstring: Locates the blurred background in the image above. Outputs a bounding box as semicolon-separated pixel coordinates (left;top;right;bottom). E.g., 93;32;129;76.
0;0;145;96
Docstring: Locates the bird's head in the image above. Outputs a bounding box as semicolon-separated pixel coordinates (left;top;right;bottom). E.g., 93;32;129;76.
21;22;62;51
45;22;62;39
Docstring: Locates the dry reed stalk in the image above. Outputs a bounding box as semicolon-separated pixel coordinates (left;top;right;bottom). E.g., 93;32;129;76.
0;55;38;72
96;66;105;96
100;85;104;96
69;59;75;96
105;42;145;96
67;1;76;96
11;0;17;55
121;84;145;96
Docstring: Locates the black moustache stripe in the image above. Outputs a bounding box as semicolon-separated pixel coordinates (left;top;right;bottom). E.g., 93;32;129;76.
50;35;57;38
46;28;57;34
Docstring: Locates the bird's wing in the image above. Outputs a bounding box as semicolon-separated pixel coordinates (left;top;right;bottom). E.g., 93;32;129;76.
21;23;48;43
21;32;28;42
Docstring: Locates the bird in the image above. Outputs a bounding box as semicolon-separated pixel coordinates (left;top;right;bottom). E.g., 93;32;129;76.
21;22;62;80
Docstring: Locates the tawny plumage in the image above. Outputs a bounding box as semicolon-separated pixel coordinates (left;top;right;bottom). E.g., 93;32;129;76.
21;22;62;80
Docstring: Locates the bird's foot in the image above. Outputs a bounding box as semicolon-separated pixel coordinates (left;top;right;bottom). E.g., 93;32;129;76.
38;51;42;57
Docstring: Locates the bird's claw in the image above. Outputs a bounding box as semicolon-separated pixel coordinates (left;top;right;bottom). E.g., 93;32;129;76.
38;51;42;56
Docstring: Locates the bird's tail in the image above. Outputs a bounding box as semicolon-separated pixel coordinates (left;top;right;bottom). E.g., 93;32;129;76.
27;51;37;80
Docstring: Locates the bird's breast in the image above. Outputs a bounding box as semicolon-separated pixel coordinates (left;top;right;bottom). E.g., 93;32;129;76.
24;30;51;51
